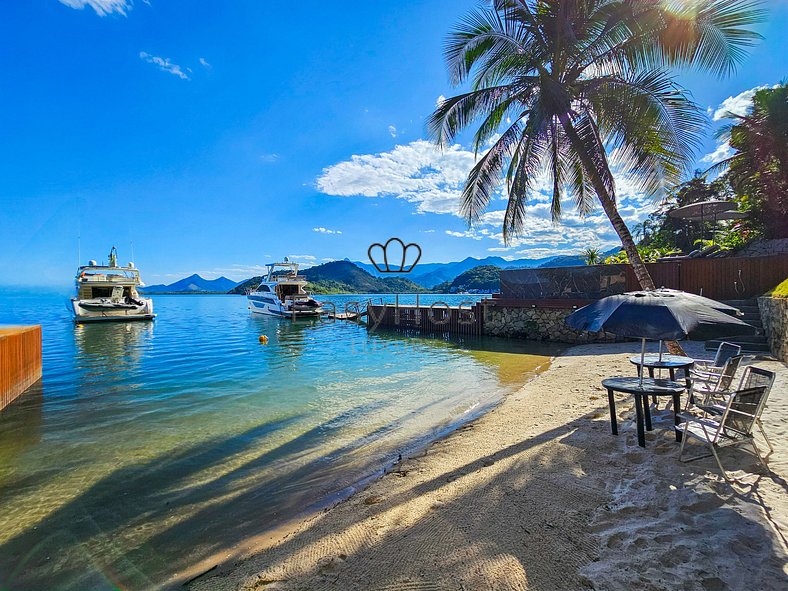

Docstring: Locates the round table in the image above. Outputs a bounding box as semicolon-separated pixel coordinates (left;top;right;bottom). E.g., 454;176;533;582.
629;354;694;403
602;377;687;448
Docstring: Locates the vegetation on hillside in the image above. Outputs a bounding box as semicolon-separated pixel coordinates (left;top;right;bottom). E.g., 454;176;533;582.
228;261;427;295
432;265;500;293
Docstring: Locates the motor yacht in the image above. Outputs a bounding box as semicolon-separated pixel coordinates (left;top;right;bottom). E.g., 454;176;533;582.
71;247;155;323
247;259;322;318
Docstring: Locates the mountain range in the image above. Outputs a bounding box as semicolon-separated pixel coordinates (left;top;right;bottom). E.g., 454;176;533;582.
354;249;620;288
141;274;239;293
147;248;623;295
229;261;425;295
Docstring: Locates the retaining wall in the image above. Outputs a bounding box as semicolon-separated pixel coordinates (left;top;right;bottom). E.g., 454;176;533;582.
758;297;788;363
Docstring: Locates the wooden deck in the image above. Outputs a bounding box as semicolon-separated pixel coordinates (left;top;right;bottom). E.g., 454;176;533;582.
0;326;42;412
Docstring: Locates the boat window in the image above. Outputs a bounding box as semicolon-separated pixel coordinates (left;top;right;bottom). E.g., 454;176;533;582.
91;286;114;298
258;284;271;292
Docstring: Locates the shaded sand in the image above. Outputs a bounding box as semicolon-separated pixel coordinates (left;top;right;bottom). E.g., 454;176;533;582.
191;342;788;591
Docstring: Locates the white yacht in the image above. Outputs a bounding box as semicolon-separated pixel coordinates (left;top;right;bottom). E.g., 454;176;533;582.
71;247;155;323
247;259;322;318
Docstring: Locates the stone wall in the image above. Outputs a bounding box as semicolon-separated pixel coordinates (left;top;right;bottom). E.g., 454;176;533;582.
483;305;620;343
758;297;788;363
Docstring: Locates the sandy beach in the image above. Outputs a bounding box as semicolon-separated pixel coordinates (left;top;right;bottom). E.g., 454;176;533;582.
191;341;788;591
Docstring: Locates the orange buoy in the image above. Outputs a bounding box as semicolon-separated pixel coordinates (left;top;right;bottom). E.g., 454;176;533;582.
258;335;269;344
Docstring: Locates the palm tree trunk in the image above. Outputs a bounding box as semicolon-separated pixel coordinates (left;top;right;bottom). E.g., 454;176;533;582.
557;115;655;290
558;115;686;356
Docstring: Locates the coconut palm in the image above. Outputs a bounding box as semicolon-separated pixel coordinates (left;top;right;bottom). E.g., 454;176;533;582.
429;0;764;289
707;83;788;238
583;247;602;265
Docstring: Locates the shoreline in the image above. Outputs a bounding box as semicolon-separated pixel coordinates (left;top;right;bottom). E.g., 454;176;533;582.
190;341;787;591
167;353;557;589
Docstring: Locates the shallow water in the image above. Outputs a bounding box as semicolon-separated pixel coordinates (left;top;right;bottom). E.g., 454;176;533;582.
0;290;561;590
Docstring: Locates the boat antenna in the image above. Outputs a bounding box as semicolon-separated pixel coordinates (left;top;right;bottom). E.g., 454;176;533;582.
76;196;82;267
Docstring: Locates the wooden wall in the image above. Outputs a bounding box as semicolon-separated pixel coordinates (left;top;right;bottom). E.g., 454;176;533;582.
625;255;788;300
499;255;788;302
0;326;42;412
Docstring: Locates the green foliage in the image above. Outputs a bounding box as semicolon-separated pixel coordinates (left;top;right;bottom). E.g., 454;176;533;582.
767;278;788;298
604;246;673;265
713;83;788;239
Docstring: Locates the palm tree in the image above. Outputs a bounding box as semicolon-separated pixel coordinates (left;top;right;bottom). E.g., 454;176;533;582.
429;0;764;290
707;83;788;238
583;247;601;265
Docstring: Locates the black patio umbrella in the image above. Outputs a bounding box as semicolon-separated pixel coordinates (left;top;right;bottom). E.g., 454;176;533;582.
565;291;755;384
638;289;742;361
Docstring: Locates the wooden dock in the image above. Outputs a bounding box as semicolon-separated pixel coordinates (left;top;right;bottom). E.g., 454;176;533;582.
1;326;42;412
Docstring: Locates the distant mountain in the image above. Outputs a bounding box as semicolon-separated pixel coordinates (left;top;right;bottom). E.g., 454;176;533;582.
229;261;426;295
355;255;571;288
141;274;239;294
433;265;501;293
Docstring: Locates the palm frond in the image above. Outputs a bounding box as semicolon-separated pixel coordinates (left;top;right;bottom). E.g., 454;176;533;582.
459;118;525;226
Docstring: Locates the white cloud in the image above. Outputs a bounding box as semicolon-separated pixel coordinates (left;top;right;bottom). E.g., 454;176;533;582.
199;57;211;69
260;153;279;163
312;227;342;235
139;52;189;80
317;139;658;255
388;125;397;138
445;229;485;240
711;84;776;120
288;255;317;261
59;0;132;16
316;139;478;215
700;141;733;164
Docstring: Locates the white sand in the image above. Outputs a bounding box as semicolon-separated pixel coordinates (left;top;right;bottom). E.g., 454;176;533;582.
191;342;788;591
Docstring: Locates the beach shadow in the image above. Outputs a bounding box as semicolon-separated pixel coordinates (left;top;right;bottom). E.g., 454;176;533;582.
185;400;788;591
0;392;482;591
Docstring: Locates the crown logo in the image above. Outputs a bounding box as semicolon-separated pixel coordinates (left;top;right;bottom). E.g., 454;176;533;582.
368;238;422;273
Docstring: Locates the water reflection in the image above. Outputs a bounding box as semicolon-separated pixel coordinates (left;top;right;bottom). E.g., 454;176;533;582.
0;294;556;590
0;382;43;475
74;321;154;377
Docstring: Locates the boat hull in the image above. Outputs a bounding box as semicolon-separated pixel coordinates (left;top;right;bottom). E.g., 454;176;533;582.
71;298;156;323
247;295;321;318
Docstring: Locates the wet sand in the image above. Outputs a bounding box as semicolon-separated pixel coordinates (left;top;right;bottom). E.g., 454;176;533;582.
191;341;788;591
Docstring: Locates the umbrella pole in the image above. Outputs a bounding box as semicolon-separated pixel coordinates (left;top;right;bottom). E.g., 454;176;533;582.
640;338;646;387
658;340;664;362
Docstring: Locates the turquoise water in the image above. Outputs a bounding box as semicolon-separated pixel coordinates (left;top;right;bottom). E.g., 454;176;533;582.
0;291;559;590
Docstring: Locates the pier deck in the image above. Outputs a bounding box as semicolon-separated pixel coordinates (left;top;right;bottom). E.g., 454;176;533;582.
1;326;42;412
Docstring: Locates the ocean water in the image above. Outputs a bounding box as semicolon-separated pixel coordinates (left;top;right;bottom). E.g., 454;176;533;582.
0;290;561;590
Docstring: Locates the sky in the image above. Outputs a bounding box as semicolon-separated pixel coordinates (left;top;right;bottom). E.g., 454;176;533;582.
1;0;786;286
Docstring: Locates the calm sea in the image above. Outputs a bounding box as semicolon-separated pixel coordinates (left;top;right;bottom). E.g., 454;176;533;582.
0;290;560;590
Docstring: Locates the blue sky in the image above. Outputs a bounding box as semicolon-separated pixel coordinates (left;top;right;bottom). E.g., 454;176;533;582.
1;0;786;286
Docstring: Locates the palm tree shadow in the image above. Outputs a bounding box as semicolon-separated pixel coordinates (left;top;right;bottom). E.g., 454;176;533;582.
0;393;474;591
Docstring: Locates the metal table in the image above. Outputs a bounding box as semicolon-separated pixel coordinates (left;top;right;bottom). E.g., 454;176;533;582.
629;354;694;380
602;377;687;448
629;354;694;402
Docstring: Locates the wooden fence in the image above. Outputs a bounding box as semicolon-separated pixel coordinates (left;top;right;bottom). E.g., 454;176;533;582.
625;255;788;300
1;326;42;412
367;302;485;336
500;254;788;301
